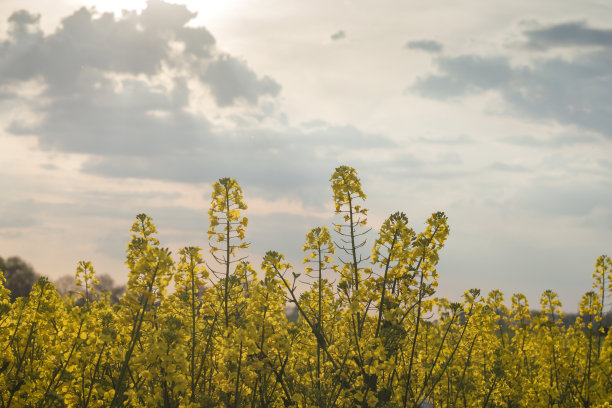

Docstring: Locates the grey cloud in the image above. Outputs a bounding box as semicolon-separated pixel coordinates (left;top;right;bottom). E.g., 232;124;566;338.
6;10;41;47
180;26;215;57
83;151;333;207
0;1;286;159
8;73;209;155
396;168;470;180
0;194;208;260
501;133;604;148
417;134;474;145
0;214;38;230
139;0;215;56
95;204;209;260
0;1;274;109
503;53;612;136
486;162;528;173
404;39;443;53
139;0;195;33
582;208;612;230
412;56;512;98
360;151;475;182
0;202;38;229
411;39;612;137
98;210;333;268
0;190;200;251
437;56;512;89
8;9;40;25
249;213;334;264
0;7;168;89
300;119;327;129
40;163;59;170
203;54;281;107
300;124;395;149
511;180;612;218
330;30;346;41
523;21;612;50
0;1;395;204
80;122;394;203
0;11;44;81
55;8;166;77
598;159;612;169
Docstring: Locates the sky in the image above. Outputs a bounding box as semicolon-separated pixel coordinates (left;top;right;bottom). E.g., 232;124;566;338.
0;0;611;311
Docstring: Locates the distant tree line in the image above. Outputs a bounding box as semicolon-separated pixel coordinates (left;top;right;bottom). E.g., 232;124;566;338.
0;255;124;303
0;256;39;302
2;255;610;329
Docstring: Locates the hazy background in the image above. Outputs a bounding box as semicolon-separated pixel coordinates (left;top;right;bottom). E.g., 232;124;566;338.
0;0;610;310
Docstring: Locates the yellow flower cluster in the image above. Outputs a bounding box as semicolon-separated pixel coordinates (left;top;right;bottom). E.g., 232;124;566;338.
0;168;610;407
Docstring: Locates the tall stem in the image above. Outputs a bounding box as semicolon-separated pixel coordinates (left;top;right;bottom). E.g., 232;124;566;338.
347;194;363;339
190;257;197;402
224;189;231;329
317;246;323;407
376;231;398;338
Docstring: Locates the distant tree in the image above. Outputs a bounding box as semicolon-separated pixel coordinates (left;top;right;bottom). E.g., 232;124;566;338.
0;256;40;302
54;274;79;297
96;273;125;304
54;271;125;304
285;305;299;322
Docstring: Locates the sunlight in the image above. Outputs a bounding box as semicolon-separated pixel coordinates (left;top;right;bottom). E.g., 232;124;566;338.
80;0;237;26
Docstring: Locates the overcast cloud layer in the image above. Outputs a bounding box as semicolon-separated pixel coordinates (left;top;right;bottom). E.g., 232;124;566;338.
0;0;610;310
412;21;612;137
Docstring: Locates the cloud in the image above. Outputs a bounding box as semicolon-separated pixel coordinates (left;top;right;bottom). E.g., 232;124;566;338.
486;162;528;173
203;54;281;107
0;1;398;202
0;2;286;164
501;133;603;148
80;123;395;202
0;200;39;229
330;30;345;41
410;21;612;138
404;39;443;53
417;134;474;145
139;0;196;33
411;55;512;98
8;74;211;155
522;21;612;50
0;1;273;104
8;9;40;26
511;180;612;217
